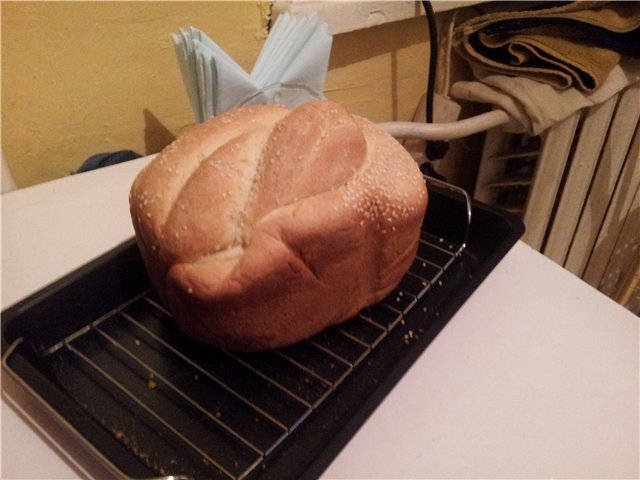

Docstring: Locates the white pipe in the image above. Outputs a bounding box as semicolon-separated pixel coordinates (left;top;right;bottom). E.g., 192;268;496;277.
377;109;511;140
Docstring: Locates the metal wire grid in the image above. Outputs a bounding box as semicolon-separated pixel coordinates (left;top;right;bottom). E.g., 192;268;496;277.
4;178;472;480
24;228;461;480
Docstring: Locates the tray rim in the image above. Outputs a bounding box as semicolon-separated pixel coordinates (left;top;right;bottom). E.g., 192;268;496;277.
2;337;139;480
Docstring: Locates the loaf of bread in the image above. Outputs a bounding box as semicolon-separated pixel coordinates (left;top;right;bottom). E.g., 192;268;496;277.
130;100;428;351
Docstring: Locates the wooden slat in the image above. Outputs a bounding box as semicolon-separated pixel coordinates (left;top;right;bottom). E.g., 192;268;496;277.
594;179;640;301
521;112;580;250
488;145;540;162
473;127;514;205
484;178;532;188
582;125;640;288
617;257;640;315
543;94;618;264
564;83;640;277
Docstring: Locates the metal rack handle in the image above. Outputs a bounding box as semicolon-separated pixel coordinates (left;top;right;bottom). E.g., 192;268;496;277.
424;175;472;258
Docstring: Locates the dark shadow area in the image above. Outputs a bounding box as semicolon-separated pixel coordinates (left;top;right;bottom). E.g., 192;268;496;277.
143;108;177;154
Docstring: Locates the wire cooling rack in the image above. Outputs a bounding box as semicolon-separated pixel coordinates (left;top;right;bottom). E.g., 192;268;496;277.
3;178;525;480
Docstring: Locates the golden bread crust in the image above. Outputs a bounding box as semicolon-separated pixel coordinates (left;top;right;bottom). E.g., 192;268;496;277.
130;100;427;351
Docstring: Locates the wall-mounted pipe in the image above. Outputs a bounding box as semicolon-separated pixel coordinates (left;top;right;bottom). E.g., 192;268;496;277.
378;109;511;140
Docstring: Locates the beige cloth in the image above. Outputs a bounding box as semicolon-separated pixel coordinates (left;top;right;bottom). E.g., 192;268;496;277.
450;57;640;136
454;1;640;92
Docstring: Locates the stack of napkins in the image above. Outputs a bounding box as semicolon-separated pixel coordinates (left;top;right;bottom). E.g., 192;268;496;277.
173;12;332;123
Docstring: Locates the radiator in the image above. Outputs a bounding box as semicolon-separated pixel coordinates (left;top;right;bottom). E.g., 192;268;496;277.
474;82;640;313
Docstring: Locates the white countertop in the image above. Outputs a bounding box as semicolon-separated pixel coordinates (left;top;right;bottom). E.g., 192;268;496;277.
1;156;638;479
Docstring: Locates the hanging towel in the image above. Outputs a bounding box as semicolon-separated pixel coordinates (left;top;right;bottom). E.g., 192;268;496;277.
453;1;640;92
450;56;640;136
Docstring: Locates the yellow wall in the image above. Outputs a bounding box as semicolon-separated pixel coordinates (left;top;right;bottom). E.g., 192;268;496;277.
2;1;428;188
326;17;429;124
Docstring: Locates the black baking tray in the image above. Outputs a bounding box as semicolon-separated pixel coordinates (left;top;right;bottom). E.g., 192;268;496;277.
2;181;524;480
